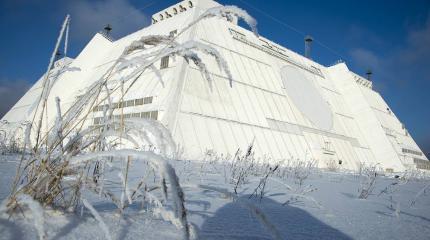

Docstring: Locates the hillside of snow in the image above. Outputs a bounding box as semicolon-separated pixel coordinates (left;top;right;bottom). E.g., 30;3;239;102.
1;154;429;240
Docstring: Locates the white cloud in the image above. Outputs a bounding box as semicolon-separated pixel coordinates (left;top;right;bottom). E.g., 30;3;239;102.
349;48;380;71
349;12;430;85
66;0;149;42
398;15;430;65
346;25;385;48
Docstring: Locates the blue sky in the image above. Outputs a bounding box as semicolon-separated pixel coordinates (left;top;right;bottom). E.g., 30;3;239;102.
0;0;429;156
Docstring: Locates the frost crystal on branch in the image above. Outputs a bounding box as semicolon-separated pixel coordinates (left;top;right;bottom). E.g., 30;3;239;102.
188;5;259;37
118;39;234;90
122;35;176;56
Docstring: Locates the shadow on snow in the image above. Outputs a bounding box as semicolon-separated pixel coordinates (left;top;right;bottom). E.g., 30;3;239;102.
199;195;352;240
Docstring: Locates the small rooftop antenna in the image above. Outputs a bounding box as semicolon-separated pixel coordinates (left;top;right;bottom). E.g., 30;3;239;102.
304;35;313;59
366;69;373;80
104;24;112;36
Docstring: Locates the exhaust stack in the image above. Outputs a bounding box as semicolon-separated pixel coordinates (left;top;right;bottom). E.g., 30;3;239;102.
366;69;373;80
304;35;313;59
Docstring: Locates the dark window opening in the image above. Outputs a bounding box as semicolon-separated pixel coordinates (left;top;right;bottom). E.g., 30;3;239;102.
135;98;144;105
126;100;135;107
144;96;153;104
141;112;151;119
150;111;158;120
160;56;169;69
169;30;178;37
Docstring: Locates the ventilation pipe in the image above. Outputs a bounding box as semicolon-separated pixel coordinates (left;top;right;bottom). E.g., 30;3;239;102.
104;24;112;37
366;69;372;80
304;35;313;59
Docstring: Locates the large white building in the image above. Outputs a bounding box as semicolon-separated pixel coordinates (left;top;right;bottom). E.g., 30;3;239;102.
1;0;428;172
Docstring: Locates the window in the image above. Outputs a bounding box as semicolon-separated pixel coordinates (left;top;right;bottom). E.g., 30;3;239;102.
402;148;422;156
144;96;153;104
94;117;101;125
126;100;134;107
132;113;141;118
150;111;158;120
91;98;155;112
160;56;169;69
169;30;177;37
141;112;150;119
188;1;193;8
173;8;178;15
323;141;332;152
135;98;144;106
414;158;430;170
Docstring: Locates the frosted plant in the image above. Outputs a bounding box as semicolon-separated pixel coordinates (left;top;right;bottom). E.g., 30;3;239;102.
122;118;177;157
70;149;191;240
31;15;71;145
358;164;379;199
64;16;70;56
0;126;25;154
186;5;259;37
46;97;64;150
118;171;133;206
262;160;321;208
326;159;341;172
249;165;279;201
122;35;177;56
229;142;256;194
149;63;165;87
180;41;233;87
292;159;316;187
117;39;234;90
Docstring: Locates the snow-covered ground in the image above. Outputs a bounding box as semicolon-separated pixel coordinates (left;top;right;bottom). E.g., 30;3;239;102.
1;154;429;240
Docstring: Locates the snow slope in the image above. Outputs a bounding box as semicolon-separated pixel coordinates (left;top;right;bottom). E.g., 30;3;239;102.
0;154;429;240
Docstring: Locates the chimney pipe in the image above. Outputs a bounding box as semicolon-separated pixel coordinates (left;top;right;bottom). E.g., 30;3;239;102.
104;24;112;36
304;35;313;59
366;69;372;80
